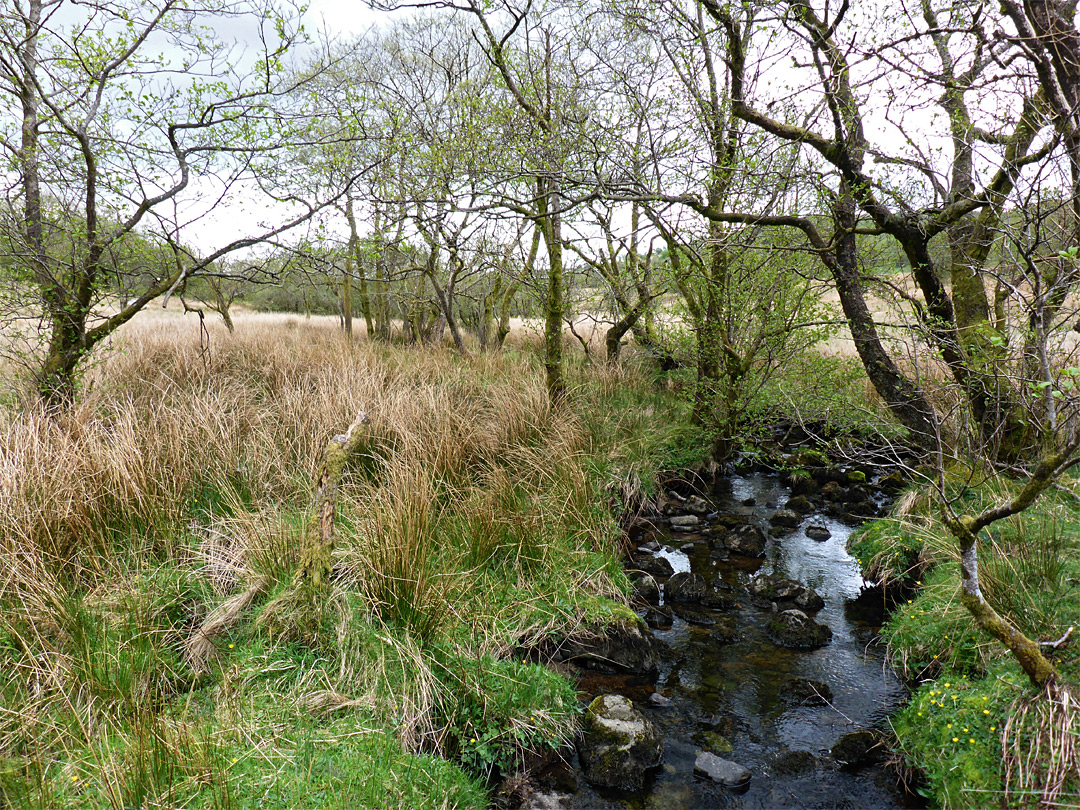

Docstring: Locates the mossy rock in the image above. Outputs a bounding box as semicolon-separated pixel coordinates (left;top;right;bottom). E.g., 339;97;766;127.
578;694;663;790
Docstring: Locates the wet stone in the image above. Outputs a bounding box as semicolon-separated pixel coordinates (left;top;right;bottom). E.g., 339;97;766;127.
696;730;733;755
766;609;832;649
670;514;701;530
831;730;884;767
648;692;674;709
694;752;751;788
820;480;845;501
665;571;708;603
769;508;801;528
684;495;711;515
786;677;833;706
841;484;871;504
637;539;660;554
710;617;739;644
748;573;825;613
535;619;664;678
767;749;819;776
785;495;814;514
702;590;736;610
578;694;664;790
879;470;907;492
521;792;572;810
628;555;674;580
632;574;660;605
805;521;831;541
721;524;767;557
848;500;880;520
643;604;673;630
711;511;751;531
672;605;716;626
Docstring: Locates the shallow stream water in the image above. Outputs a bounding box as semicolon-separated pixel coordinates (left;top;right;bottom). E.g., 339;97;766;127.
549;472;918;809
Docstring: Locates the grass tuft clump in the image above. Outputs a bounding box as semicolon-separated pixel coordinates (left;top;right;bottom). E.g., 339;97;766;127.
0;312;649;808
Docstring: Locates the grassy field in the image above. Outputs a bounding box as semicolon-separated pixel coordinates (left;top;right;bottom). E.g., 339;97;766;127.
0;311;701;809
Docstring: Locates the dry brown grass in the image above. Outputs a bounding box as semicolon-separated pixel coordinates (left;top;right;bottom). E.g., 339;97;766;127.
0;311;552;580
0;310;627;804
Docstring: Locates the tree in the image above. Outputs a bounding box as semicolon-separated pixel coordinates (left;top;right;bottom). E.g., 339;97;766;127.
0;0;356;407
701;0;1058;458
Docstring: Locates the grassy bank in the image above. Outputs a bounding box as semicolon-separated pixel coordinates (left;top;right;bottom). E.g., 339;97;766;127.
0;314;695;809
849;475;1080;808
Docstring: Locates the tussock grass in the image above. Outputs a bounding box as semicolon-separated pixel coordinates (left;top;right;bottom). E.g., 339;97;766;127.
0;314;639;809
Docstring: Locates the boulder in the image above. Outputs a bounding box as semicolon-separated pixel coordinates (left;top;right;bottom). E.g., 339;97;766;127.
702;589;736;610
721;525;767;557
769;509;801;529
879;470;907;492
805;521;831;541
788;447;829;468
847;500;880;520
786;677;833;706
628;555;674;580
636;539;660;554
710;618;739;644
820;480;845;501
766;609;832;649
785;495;814;514
767;750;818;775
684;495;711;515
788;475;817;496
643;604;673;630
631;574;660;604
670;514;701;531
831;730;884;767
665;572;708;604
710;511;751;531
747;573;825;612
693;752;751;788
672;605;716;626
531;618;664;678
578;695;663;790
841;484;871;505
816;466;849;484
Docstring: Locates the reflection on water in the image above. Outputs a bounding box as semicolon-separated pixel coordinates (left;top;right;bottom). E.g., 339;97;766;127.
561;473;917;810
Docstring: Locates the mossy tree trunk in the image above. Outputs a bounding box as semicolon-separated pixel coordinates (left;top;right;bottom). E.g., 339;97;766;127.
292;411;371;595
537;177;566;406
941;433;1080;686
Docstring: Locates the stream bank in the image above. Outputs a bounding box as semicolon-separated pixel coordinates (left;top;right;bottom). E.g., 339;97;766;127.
517;454;924;809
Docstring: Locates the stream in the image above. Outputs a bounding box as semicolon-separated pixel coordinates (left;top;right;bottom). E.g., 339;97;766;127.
537;472;920;809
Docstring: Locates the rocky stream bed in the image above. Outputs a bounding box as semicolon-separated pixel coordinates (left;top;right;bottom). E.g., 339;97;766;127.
517;456;924;810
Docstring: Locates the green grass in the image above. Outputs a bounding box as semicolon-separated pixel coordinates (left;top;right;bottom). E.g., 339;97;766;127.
0;326;672;810
864;473;1080;808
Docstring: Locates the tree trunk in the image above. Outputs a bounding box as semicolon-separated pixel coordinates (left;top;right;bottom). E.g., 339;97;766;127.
348;197;373;338
496;281;518;350
211;279;235;333
538;179;566;405
831;194;938;449
479;275;501;351
292;412;371;594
